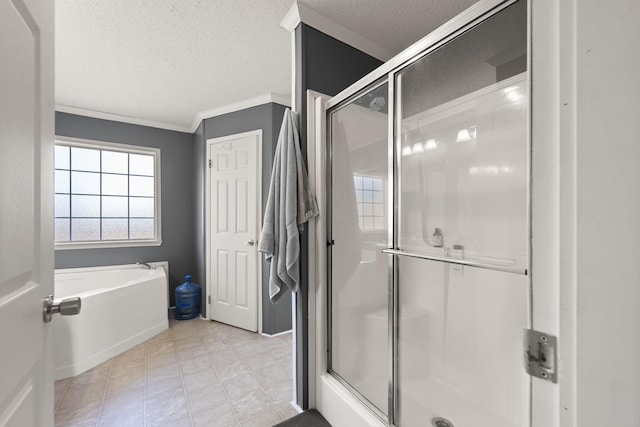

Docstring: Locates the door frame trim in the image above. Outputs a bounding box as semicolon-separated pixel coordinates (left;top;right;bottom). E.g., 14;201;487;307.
205;129;263;333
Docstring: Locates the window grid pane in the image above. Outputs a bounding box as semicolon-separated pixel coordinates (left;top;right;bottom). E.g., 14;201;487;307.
354;175;384;231
54;143;157;243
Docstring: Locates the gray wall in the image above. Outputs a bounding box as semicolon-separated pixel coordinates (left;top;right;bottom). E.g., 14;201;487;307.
55;112;195;307
294;23;383;408
193;102;291;335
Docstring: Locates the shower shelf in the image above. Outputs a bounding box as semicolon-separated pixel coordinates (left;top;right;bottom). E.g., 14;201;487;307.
381;248;527;275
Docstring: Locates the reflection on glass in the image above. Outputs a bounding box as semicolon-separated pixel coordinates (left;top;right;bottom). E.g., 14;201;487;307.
330;81;389;415
397;0;528;271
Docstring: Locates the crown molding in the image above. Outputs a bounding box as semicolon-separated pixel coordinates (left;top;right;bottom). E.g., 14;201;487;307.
190;93;290;132
56;93;291;134
280;1;395;61
55;104;193;133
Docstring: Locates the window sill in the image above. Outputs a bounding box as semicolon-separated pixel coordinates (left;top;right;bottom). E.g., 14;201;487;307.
55;240;163;251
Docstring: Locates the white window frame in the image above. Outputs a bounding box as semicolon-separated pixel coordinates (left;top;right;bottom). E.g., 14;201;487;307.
54;136;162;250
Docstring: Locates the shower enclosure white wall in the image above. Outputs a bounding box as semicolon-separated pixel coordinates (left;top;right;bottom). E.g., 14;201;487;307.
325;1;530;426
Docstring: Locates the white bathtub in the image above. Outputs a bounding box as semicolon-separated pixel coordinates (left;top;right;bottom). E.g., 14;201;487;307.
53;262;169;380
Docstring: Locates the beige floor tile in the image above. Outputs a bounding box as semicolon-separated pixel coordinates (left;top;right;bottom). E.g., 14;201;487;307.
54;400;102;427
263;379;294;405
57;380;107;411
179;355;212;375
146;410;192;427
221;373;261;400
183;367;220;393
146;376;184;401
230;389;274;422
252;364;288;387
209;349;240;366
240;409;283;427
146;393;189;420
187;387;229;415
146;370;182;390
100;390;144;420
146;340;176;356
54;318;293;427
216;359;252;382
274;401;300;421
98;409;144;427
191;401;238;427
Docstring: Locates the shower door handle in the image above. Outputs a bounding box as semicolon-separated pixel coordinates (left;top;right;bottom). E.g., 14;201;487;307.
43;295;82;323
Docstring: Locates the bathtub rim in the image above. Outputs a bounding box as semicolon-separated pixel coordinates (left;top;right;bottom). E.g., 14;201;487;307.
55;261;170;307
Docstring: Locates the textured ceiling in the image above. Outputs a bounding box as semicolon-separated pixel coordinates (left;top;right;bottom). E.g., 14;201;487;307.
55;0;478;132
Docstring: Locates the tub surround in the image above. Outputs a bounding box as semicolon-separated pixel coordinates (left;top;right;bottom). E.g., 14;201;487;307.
53;262;169;380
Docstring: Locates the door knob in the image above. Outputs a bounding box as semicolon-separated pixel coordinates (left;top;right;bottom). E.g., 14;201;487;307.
43;295;81;323
244;239;255;246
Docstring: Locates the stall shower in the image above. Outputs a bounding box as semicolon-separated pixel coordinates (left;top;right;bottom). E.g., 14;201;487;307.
326;1;530;426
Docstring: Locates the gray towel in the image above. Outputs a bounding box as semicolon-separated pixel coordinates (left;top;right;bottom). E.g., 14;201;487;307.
258;109;318;303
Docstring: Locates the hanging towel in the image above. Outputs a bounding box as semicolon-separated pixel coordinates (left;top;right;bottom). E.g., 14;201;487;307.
258;108;319;303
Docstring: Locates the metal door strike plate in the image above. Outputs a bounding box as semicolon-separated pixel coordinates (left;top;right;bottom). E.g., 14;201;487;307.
524;328;557;383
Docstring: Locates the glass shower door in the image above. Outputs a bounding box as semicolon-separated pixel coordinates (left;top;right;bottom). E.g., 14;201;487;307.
394;1;530;426
328;81;390;418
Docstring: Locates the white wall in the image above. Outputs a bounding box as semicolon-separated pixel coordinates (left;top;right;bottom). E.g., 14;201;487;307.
573;1;640;425
533;0;640;426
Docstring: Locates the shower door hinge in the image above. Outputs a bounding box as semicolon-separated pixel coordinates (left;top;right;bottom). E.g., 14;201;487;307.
208;159;212;168
524;328;557;383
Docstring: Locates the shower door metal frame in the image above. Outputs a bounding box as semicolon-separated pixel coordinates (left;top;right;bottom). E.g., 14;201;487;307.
326;77;392;424
324;0;531;425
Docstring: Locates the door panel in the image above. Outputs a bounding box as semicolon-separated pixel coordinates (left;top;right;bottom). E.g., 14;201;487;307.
0;0;54;425
394;2;529;426
208;132;260;332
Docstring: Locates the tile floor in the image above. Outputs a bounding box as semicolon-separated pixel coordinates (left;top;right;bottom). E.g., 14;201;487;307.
54;315;297;427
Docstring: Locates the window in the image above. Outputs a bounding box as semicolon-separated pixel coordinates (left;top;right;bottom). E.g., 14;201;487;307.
54;137;161;249
354;175;385;231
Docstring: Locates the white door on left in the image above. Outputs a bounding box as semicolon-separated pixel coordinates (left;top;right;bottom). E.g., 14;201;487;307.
0;0;55;425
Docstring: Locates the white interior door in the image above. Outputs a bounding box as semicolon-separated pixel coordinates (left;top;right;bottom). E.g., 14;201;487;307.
207;131;261;332
0;0;55;426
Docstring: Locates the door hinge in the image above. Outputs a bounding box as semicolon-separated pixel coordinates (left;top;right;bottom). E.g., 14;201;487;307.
208;159;212;168
208;295;211;304
524;328;557;383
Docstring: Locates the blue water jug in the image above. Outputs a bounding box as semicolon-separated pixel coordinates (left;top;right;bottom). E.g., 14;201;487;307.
174;275;200;320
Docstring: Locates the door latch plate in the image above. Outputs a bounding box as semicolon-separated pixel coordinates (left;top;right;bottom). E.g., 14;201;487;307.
524;328;557;383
